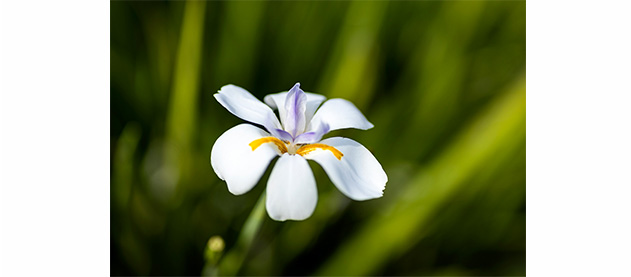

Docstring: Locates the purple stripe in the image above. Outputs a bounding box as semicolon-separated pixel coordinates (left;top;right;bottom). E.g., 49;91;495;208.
271;128;294;142
293;123;330;144
284;83;307;138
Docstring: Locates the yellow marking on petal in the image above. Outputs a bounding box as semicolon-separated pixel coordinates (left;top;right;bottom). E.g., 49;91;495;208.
249;137;288;154
296;143;344;160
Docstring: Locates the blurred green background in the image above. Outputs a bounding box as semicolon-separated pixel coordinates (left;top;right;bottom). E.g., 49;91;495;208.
111;1;525;276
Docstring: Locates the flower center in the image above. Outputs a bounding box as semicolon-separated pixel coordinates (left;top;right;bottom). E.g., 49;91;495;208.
249;137;343;160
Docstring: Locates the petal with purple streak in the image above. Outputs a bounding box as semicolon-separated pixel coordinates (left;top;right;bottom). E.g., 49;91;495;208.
271;128;294;142
293;123;330;144
282;83;307;137
264;91;326;127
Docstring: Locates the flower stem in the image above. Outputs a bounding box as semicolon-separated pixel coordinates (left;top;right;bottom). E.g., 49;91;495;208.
216;192;267;276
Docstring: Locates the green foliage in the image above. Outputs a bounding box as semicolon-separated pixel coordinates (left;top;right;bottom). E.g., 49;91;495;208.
111;1;525;276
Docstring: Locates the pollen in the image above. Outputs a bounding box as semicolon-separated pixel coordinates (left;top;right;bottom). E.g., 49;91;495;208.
296;143;344;160
249;137;288;154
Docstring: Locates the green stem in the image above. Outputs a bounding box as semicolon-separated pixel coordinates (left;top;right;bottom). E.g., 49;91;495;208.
216;192;267;276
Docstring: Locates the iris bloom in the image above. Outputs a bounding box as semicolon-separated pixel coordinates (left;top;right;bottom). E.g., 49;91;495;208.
211;83;387;221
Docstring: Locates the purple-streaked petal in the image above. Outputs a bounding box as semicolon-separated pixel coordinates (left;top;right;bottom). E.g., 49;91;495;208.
270;128;294;142
306;98;373;134
282;83;307;137
293;123;330;144
264;91;326;127
293;132;320;144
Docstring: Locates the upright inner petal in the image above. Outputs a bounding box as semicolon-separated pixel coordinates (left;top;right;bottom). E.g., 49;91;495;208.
264;91;326;132
282;83;307;138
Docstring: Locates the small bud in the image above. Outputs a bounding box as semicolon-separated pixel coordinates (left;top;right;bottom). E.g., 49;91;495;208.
204;235;225;271
207;235;225;253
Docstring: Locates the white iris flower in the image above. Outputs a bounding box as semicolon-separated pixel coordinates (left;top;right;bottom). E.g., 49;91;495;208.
211;83;387;221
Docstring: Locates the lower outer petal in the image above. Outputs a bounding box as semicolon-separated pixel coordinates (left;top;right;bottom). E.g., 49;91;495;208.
266;154;318;221
302;137;387;201
210;124;279;195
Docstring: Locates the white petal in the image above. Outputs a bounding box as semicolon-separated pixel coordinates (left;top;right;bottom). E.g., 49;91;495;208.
265;154;317;221
303;137;387;200
210;124;281;195
215;85;282;130
306;98;374;133
264;91;326;129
